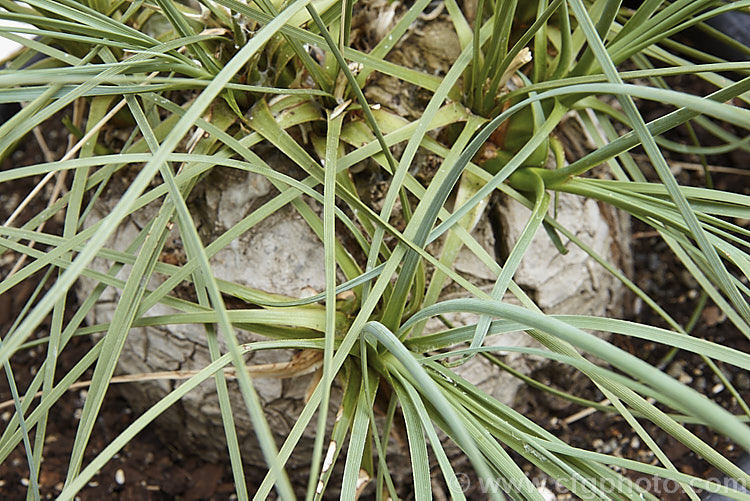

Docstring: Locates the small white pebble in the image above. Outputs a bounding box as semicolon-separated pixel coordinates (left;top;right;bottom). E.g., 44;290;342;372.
115;469;125;485
538;485;556;500
73;408;82;420
712;383;725;394
87;481;99;487
1;411;10;421
20;478;29;487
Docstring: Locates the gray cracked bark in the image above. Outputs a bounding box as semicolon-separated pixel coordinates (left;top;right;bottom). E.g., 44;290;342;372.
78;162;629;496
76;11;631;498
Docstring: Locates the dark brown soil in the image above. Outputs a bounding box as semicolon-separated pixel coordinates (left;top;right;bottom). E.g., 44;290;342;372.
513;229;750;499
0;337;236;500
510;71;750;500
0;119;238;500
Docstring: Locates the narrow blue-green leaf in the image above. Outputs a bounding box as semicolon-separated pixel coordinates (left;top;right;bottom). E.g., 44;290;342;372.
568;0;750;324
306;110;344;498
340;385;372;500
406;299;750;451
362;322;504;501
